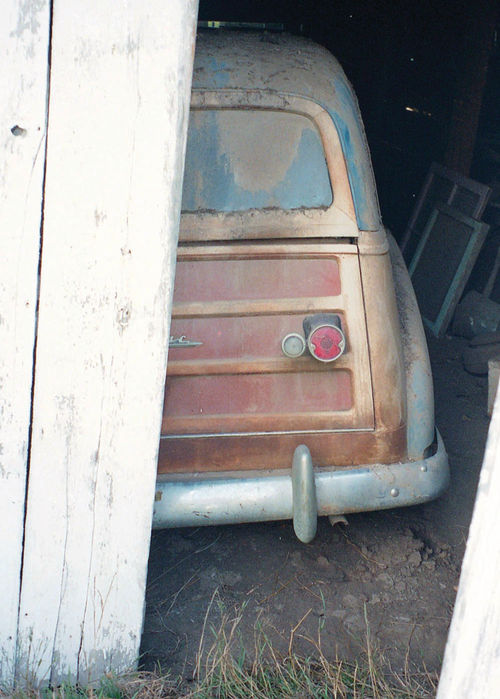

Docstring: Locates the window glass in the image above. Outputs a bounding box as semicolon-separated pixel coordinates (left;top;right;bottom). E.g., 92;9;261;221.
181;109;333;212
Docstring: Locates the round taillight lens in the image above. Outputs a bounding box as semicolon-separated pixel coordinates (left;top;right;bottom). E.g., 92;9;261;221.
307;324;345;362
282;332;306;358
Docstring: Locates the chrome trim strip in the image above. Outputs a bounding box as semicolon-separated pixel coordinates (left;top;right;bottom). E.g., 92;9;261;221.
160;427;372;439
153;430;449;529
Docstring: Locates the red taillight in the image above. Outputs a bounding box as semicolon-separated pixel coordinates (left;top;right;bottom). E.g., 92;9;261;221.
308;324;345;362
281;315;346;362
303;314;346;363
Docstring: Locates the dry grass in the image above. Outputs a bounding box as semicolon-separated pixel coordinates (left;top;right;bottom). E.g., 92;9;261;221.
180;596;437;698
2;596;438;699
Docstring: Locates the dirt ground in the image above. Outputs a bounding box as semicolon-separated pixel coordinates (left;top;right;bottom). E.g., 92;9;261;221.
140;334;490;678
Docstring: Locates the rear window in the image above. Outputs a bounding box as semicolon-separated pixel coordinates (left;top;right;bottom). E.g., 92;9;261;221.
181;109;333;213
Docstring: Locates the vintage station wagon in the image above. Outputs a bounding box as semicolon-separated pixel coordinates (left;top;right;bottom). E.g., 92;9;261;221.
152;31;449;542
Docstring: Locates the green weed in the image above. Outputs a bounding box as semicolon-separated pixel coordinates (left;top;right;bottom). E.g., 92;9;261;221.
1;597;437;699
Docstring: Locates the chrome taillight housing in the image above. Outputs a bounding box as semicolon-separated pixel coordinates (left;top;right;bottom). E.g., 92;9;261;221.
303;314;346;362
281;314;346;362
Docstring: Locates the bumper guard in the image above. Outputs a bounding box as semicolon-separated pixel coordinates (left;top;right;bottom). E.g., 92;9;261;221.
153;430;449;541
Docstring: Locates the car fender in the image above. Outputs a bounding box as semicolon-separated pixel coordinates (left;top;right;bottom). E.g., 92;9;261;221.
387;231;435;459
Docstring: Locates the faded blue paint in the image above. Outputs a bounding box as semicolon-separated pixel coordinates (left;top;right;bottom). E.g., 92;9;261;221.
406;363;434;459
191;32;383;230
181;111;332;212
208;57;231;87
327;77;379;231
277;128;332;208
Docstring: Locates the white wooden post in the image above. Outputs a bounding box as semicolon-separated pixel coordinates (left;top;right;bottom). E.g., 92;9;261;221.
15;0;198;686
0;1;51;685
437;388;500;696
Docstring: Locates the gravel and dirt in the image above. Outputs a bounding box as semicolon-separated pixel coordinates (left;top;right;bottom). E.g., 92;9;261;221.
140;334;490;679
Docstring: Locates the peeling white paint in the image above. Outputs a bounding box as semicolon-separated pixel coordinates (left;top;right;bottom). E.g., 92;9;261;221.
437;387;500;698
13;0;198;686
0;0;50;687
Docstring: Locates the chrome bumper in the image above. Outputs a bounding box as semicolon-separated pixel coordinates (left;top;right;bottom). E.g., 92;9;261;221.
152;430;449;537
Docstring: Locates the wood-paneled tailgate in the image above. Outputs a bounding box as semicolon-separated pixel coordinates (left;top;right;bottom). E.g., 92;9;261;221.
159;242;374;472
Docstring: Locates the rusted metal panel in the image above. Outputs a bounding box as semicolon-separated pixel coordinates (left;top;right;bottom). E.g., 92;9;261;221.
158;424;407;473
163;411;366;436
161;243;374;473
154;431;448;528
165;371;352;419
358;249;407;431
168;315;347;362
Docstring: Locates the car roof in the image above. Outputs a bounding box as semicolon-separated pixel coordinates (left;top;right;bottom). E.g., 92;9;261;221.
192;31;382;232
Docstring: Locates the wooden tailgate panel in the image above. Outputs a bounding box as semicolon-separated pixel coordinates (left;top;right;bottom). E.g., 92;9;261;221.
160;242;374;472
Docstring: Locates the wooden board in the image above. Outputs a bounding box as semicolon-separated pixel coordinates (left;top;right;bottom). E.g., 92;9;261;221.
437;371;500;697
16;0;198;686
0;1;51;685
409;204;489;337
401;162;491;264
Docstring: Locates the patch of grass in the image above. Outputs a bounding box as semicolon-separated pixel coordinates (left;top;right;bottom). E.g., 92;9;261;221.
183;597;436;698
1;659;436;699
1;674;181;699
1;598;437;699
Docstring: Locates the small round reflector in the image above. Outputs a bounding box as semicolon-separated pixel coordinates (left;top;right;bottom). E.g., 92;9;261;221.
307;324;345;362
282;333;306;358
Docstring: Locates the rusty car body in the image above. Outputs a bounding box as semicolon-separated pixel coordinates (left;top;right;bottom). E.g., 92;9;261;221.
152;31;449;542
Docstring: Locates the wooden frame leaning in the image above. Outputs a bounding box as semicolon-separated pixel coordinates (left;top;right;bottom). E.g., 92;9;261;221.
409;203;489;337
401;162;491;263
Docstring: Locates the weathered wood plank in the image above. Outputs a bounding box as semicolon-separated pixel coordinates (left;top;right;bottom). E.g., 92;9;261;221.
0;1;50;686
437;383;500;697
16;0;198;685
